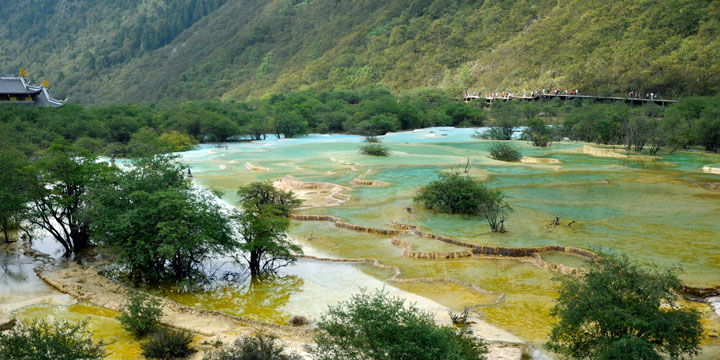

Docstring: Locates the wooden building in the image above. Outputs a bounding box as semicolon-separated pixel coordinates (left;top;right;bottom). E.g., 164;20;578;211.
0;75;66;107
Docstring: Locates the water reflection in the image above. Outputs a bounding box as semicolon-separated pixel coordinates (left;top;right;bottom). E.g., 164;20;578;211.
164;271;303;324
179;128;720;352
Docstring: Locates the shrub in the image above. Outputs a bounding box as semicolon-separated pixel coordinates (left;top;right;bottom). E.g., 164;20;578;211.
546;254;703;360
117;291;163;338
0;320;105;360
358;143;390;156
202;331;302;360
488;142;521;162
415;172;511;232
310;289;488;360
415;173;487;215
520;348;532;360
142;328;195;359
288;315;308;326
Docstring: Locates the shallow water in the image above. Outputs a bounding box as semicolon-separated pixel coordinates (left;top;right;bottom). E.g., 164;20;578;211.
177;127;720;353
1;238;147;359
5;128;717;358
0;248;56;304
15;303;144;360
162;257;422;324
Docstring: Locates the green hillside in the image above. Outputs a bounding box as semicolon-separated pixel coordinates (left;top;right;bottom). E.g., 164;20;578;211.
2;0;718;104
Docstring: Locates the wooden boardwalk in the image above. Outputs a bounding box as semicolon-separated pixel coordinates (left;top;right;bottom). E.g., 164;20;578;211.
464;93;676;106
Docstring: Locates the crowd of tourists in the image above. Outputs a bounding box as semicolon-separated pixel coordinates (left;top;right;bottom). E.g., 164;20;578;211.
464;89;580;98
464;88;663;100
628;91;660;99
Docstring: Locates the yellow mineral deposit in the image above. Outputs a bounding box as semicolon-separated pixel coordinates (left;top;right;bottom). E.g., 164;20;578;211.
9;131;720;359
582;144;627;158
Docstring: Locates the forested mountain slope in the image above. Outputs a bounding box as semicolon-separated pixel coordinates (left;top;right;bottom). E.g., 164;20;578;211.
2;0;718;105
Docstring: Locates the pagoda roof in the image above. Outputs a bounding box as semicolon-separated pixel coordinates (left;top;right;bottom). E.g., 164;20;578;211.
0;76;40;94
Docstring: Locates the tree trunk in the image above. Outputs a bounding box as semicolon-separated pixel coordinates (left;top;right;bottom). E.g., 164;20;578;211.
249;251;261;276
2;218;9;244
70;226;91;253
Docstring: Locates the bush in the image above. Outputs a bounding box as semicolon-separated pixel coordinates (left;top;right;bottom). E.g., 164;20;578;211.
476;127;511;140
289;315;308;326
523;118;552;147
546;254;703;360
520;348;532;360
117;291;163;338
0;320;106;360
310;289;487;360
142;328;195;359
358;143;390;156
488;142;521;162
202;331;302;360
415;172;511;232
415;173;487;215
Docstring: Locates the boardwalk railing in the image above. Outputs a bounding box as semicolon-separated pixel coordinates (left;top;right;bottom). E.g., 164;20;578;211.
464;93;677;106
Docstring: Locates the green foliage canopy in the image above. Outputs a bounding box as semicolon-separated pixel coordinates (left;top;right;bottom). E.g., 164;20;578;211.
415;172;511;233
117;291;164;339
0;320;106;360
202;331;303;360
235;182;302;276
24;138;112;253
0;145;29;243
488;142;521;162
310;289;488;360
87;154;235;283
546;255;703;360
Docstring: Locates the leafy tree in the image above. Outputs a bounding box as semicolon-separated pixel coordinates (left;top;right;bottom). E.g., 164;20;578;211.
480;190;511;233
488;142;521;162
157;131;198;153
274;112;308;138
243;112;272;140
310;289;488;360
88;154;235;283
73;136;105;155
202;331;303;360
488;102;520;140
201;116;242;142
0;320;106;360
0;146;29;243
546;255;703;360
415;172;511;232
127;127;161;157
237;181;301;217
443;102;485;126
523;118;551;147
235;182;301;276
24;139;111;253
354;114;400;136
117;291;164;338
694;105;720;152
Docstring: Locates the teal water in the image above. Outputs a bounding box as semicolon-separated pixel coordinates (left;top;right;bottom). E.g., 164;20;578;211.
178;128;720;352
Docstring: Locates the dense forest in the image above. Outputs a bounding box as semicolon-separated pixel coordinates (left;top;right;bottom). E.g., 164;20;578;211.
1;0;719;105
2;88;719;157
